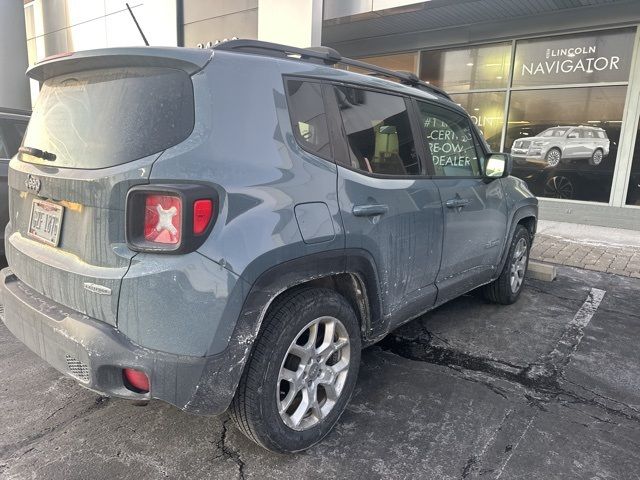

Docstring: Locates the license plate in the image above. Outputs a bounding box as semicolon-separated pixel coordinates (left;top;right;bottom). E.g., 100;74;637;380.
28;199;64;247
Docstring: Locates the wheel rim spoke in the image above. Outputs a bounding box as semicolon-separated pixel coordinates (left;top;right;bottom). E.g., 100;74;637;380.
510;238;528;293
289;343;312;364
289;388;311;428
279;384;299;414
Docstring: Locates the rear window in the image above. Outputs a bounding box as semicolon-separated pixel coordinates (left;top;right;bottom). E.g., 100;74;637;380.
22;67;194;169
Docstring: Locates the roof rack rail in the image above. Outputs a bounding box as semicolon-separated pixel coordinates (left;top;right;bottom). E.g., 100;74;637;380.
212;39;450;100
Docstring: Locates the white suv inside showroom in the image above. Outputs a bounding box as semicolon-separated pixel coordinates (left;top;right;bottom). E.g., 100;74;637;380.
511;126;610;168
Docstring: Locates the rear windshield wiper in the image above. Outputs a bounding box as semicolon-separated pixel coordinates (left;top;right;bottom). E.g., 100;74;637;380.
19;146;57;161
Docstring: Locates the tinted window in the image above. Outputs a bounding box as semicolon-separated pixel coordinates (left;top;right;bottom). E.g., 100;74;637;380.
333;86;419;176
416;101;483;177
22;67;194;169
285;80;331;160
0;118;28;159
541;128;568;137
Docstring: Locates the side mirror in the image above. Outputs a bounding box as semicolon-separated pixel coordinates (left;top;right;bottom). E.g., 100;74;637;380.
568;133;578;138
485;153;512;178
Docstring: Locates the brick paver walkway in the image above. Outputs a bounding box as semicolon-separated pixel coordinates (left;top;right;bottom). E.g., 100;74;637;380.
531;234;640;278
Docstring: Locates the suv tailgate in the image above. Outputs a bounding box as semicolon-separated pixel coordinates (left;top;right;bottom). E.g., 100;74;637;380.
5;48;209;326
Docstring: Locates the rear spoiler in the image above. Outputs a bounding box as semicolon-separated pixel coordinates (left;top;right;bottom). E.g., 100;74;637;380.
27;47;214;82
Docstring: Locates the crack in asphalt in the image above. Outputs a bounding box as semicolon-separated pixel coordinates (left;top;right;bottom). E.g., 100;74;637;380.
0;395;110;466
380;287;640;477
524;283;587;304
563;378;640;416
382;288;611;401
213;418;246;480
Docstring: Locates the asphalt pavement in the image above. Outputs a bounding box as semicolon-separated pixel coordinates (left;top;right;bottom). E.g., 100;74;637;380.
1;266;639;479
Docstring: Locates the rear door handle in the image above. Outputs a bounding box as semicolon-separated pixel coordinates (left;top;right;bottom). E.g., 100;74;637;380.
352;204;388;217
445;198;470;209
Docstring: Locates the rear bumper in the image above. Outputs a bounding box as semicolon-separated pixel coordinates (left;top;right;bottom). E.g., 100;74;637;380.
0;267;237;415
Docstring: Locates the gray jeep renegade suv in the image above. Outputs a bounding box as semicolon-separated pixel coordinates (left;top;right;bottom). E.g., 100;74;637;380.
0;40;537;452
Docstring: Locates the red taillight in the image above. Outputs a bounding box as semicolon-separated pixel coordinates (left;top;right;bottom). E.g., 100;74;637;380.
144;194;182;244
193;199;213;235
127;185;218;253
123;368;150;393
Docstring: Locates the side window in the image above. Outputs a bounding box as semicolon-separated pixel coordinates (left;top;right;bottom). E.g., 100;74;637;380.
285;80;331;160
0;119;28;158
332;85;420;176
416;101;483;177
0;122;9;158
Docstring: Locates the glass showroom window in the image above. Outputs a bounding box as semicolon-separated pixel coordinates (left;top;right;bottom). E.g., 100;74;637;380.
420;43;512;92
349;52;419;79
626;118;640;206
421;43;511;152
507;86;627;203
449;92;506;151
506;27;635;204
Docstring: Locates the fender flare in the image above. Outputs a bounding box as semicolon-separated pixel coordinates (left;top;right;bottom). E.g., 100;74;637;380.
184;248;382;415
496;204;538;274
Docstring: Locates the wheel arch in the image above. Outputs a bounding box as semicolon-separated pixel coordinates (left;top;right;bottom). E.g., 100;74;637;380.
184;249;382;414
545;145;562;157
496;204;538;274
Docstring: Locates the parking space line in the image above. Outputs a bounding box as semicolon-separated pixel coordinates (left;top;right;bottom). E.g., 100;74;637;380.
528;287;606;382
494;414;536;480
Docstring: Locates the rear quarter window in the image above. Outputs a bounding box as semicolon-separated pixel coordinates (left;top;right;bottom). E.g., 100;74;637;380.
285;79;332;160
21;67;194;169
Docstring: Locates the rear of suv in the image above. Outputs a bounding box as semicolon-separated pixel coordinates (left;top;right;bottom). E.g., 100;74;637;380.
0;41;537;452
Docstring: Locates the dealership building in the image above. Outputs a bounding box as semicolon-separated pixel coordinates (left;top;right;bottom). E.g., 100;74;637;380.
7;0;640;229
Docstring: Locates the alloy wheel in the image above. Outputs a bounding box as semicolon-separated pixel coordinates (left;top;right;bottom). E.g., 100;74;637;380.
510;238;528;293
277;316;351;431
592;150;603;165
546;149;561;167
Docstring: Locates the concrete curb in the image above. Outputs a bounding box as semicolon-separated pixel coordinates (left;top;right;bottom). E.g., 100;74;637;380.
529;261;557;282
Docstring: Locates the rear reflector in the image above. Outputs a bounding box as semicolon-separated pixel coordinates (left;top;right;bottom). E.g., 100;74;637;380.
123;368;150;393
193;199;213;235
144;194;182;244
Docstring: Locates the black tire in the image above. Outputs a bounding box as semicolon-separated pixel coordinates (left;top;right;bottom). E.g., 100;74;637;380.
589;148;604;166
230;287;361;452
544;175;574;199
545;147;562;168
483;225;531;305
